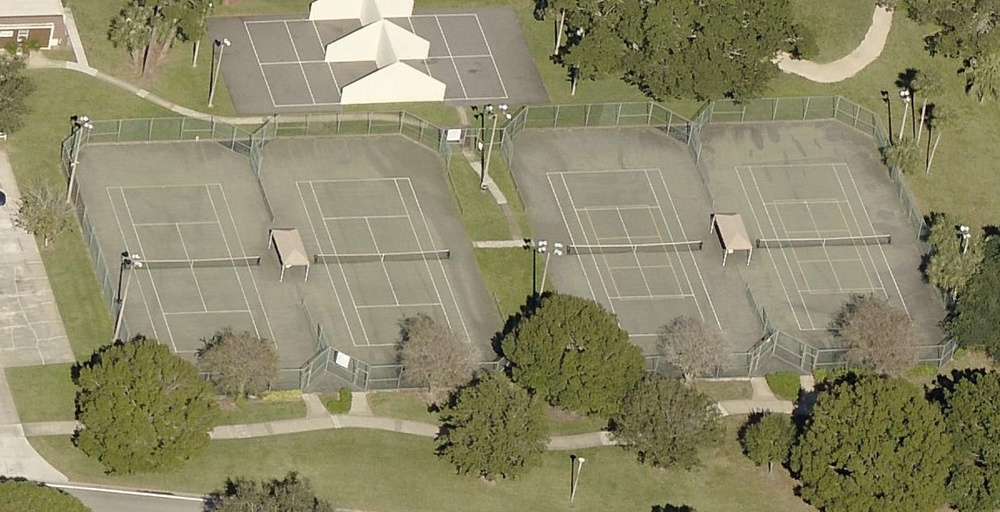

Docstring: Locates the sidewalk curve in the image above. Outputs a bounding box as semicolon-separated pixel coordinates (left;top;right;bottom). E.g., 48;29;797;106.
774;6;892;83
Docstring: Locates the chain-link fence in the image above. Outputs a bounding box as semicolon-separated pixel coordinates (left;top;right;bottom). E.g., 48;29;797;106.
500;102;692;166
267;111;451;162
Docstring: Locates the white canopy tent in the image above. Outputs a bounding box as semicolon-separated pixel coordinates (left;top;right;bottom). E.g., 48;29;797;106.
269;228;311;282
710;213;753;266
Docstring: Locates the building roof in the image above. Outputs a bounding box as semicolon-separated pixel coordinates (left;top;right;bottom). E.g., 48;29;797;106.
0;0;64;18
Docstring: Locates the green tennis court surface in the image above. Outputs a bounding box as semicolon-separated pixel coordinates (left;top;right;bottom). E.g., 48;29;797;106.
74;137;498;372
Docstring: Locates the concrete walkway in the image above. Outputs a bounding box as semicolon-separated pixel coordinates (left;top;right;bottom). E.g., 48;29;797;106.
21;379;800;450
774;6;893;83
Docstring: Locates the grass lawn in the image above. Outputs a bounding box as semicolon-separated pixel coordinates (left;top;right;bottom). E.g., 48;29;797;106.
474;248;540;321
694;379;754;402
544;407;608;436
789;0;875;63
216;400;307;426
368;390;610;435
765;372;803;401
448;156;510;241
29;417;814;512
369;391;439;423
5;364;77;422
9;70;171;361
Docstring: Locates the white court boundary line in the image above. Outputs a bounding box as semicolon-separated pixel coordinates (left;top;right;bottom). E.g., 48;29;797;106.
835;162;909;315
400;178;471;343
213;185;278;346
734;168;806;331
746;168;819;329
299;181;368;345
284;20;318;104
106;188;162;346
651;169;722;329
175;226;209;311
557;173;618;314
247;14;507;106
112;187;178;350
243;22;278;108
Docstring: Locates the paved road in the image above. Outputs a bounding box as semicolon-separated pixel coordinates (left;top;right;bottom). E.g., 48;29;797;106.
54;484;204;512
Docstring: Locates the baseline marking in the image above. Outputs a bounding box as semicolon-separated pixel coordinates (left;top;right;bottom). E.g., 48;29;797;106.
244;22;278;108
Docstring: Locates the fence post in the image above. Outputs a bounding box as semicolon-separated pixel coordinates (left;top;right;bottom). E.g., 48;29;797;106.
803;97;810;120
584;104;591;127
615;103;622;126
647;102;653;126
147;118;153;142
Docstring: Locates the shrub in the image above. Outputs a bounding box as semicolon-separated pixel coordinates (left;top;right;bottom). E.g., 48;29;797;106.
765;372;801;401
322;388;353;414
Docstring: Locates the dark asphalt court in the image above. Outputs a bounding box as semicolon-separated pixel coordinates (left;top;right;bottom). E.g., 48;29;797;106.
208;7;548;114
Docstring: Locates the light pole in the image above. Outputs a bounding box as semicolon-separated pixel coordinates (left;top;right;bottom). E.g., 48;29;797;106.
880;90;893;145
113;251;142;342
536;239;564;297
208;37;231;108
480;103;511;190
570;28;584;96
66;115;93;203
898;88;911;142
959;225;972;255
570;455;586;502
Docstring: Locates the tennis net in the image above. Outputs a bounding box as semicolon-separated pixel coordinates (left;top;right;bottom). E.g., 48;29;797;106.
313;250;451;264
567;241;703;255
139;256;262;269
755;235;892;249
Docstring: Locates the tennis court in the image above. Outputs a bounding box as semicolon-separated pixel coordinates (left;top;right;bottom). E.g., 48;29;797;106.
296;177;468;347
549;168;718;345
509;128;762;356
734;163;905;331
698;120;945;348
73;136;497;371
107;184;273;353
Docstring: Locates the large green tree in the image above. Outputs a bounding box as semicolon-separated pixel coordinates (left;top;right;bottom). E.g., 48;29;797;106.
901;0;1000;59
437;371;549;480
206;472;335;512
75;337;219;474
612;375;722;469
0;478;91;512
554;0;801;100
791;374;951;512
936;369;1000;511
740;412;797;474
966;52;1000;103
949;237;1000;357
0;56;35;135
502;292;644;416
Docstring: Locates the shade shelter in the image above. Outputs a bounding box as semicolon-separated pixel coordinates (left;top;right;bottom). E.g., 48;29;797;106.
269;228;310;282
710;213;753;266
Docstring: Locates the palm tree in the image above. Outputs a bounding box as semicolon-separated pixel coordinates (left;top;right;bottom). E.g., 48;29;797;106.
923;102;952;174
881;137;921;174
966;52;1000;103
910;69;942;144
108;3;154;74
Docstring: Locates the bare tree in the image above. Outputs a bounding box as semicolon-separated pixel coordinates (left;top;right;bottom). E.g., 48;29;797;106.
657;316;730;382
13;183;72;248
198;329;279;398
398;315;475;403
833;295;915;376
